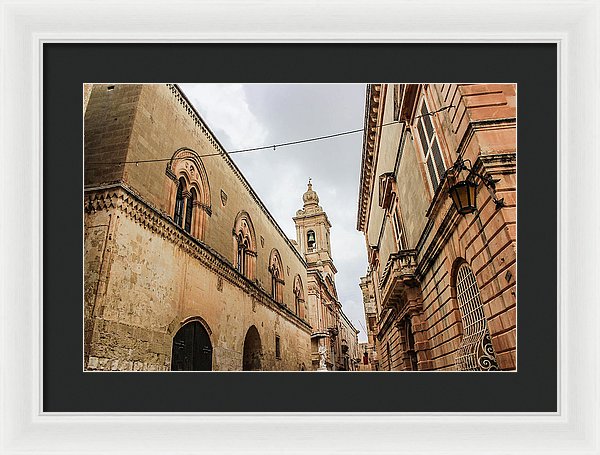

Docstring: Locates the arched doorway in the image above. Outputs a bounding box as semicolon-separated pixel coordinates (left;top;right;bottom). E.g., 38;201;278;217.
242;325;262;371
171;320;212;371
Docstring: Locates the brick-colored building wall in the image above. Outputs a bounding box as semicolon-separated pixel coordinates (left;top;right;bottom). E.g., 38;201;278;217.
358;83;516;371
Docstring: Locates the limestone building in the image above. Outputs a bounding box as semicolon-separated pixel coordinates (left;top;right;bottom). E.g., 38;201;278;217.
84;83;358;371
357;84;516;371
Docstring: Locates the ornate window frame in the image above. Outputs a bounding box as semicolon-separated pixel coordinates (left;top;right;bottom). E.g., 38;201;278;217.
232;211;257;280
293;275;305;319
268;249;284;304
165;147;211;240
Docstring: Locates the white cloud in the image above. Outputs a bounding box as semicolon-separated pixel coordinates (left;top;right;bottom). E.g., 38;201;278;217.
178;83;268;150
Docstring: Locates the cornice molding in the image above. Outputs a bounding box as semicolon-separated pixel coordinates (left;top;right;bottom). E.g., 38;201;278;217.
357;83;382;232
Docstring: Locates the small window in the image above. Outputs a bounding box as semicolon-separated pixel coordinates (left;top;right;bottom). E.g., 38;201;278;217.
269;249;284;304
275;336;281;359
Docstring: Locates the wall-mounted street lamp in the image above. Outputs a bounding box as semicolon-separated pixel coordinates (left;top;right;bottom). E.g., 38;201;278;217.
447;156;505;215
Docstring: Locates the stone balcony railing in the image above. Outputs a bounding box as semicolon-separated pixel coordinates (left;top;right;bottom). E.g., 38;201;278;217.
378;250;419;311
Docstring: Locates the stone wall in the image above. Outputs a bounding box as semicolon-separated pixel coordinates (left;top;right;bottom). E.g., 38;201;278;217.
84;186;312;371
85;84;309;321
84;83;314;371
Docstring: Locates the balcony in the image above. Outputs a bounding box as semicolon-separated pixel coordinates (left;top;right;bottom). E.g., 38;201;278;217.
379;250;419;311
364;299;377;316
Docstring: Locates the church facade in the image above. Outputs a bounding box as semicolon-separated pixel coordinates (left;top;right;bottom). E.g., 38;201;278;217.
84;83;358;371
357;84;517;371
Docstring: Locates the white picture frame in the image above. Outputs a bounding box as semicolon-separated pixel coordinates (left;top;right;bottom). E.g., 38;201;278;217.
1;1;598;453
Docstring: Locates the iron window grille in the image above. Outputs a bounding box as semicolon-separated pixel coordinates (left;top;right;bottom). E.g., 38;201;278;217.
454;263;499;371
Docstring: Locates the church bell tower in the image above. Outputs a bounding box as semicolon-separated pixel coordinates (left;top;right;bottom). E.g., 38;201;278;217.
293;180;337;278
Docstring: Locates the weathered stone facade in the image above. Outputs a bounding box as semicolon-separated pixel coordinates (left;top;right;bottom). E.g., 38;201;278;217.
85;84;315;371
358;84;516;371
84;83;359;371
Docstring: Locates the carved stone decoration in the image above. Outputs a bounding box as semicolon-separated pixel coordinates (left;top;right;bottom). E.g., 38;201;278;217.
165;148;211;240
220;189;228;206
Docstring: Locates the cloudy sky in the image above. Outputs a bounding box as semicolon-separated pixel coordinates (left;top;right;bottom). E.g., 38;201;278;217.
179;84;369;342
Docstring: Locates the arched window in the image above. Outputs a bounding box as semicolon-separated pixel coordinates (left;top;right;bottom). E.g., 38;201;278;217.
269;249;284;304
166;148;211;241
454;262;499;371
293;275;305;319
307;230;316;251
233;212;256;279
174;178;185;227
236;234;246;275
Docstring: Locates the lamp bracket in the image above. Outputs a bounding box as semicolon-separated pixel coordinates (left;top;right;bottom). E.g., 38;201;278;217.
448;156;505;209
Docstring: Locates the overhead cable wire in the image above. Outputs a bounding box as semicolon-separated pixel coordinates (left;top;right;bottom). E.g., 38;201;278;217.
86;105;453;166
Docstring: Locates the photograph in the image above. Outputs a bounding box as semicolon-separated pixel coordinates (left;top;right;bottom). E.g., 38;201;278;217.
4;0;599;450
83;83;517;372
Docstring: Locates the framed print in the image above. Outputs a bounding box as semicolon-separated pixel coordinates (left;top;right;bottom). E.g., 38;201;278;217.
52;44;547;413
1;0;599;454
